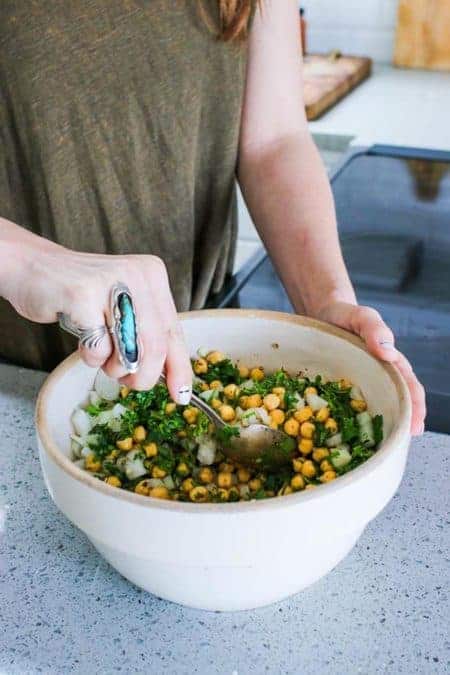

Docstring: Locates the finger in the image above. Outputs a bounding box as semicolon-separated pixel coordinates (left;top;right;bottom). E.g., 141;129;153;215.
393;353;426;436
119;297;168;392
165;321;193;405
64;291;113;369
353;307;397;362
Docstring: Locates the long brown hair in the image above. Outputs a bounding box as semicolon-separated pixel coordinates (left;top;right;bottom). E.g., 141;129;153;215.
200;1;258;42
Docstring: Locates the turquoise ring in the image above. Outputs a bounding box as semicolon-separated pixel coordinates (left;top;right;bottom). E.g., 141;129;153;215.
110;282;140;374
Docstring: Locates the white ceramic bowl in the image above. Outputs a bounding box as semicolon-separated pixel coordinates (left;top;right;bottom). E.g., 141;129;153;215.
36;310;411;611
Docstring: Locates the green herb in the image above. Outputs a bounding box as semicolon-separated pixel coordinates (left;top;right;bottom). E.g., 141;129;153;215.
215;425;240;444
314;422;329;447
203;359;240;385
340;417;359;443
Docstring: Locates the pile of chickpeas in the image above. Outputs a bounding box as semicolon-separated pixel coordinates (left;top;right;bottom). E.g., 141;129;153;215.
77;349;372;502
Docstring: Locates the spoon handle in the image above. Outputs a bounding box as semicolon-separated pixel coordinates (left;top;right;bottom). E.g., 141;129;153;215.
158;373;225;429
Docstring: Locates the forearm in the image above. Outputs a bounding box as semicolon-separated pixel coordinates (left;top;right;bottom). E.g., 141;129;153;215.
0;217;57;303
238;133;356;317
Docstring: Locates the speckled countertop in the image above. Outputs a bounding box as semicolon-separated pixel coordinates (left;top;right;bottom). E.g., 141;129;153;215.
0;363;448;675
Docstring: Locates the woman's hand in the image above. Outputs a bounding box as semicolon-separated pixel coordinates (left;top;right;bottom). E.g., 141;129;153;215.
316;301;426;435
2;232;192;401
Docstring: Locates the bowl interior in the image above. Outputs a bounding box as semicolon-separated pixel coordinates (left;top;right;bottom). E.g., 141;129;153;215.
38;311;407;467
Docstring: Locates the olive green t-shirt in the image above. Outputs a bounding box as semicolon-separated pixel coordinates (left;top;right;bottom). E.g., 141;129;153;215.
0;0;248;370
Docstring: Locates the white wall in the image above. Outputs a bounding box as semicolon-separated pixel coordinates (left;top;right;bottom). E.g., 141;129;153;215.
301;0;399;63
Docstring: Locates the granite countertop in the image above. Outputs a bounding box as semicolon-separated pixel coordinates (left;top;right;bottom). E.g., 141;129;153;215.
0;363;448;675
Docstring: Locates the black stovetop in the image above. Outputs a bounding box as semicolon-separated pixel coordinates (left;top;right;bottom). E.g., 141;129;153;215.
223;145;450;433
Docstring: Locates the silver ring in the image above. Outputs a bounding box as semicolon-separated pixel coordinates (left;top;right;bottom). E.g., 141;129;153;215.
57;313;108;350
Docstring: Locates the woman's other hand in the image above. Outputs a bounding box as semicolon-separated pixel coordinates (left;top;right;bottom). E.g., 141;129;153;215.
317;301;426;436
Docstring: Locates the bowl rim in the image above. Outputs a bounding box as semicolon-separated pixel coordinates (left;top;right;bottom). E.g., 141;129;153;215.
35;309;411;514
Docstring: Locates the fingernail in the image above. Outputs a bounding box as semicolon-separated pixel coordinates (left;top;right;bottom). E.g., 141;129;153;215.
379;341;395;350
177;386;192;406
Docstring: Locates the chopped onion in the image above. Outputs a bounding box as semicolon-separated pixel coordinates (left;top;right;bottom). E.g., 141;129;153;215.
89;391;101;406
241;409;259;427
71;439;82;458
199;389;219;402
294;393;306;410
357;411;375;447
124;450;147;480
147;478;164;488
235;406;244;420
240;379;254;390
326;432;342;448
81;446;92;458
71;408;93;437
94;369;120;401
306;392;328;412
197;436;217;465
256;406;271;426
197;346;208;358
350;385;364;401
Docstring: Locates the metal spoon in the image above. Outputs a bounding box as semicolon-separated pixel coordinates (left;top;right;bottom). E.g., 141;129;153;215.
159;375;296;470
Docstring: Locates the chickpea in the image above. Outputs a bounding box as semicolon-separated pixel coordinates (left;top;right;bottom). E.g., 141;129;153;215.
182;478;195;492
300;421;315;439
193;358;208;375
292;457;305;472
238;365;250;379
224;383;239;400
312;447;329;463
219;462;235;473
206;351;225;365
217;472;233;489
305;386;318;396
250;367;264;382
189;486;209;503
135;480;150;496
198;467;214;484
209;380;223;390
120;385;130;399
269;408;285;426
291;474;305;491
339;378;352;389
284;418;300;437
85;454;102;472
301;460;317;478
239;395;248;408
149;486;170;499
165;402;177;414
351;399;367;413
176;462;190;477
263;393;281;411
325;417;338;433
283;486;294;496
320;470;337;483
219;404;236;422
104;476;121;488
298;438;313;455
116;437;133;451
144;442;158;458
237;468;251;483
272;387;286;408
217;488;229;502
133;425;147;443
315;407;330;423
183;407;199;424
320;459;333;473
245;394;263;409
305;484;317;491
249;478;262;491
211;398;222;410
294;406;313;423
152;465;167;479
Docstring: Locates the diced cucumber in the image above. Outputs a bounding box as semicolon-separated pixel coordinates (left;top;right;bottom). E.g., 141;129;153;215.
331;444;352;469
199;388;219;403
357;411;375;447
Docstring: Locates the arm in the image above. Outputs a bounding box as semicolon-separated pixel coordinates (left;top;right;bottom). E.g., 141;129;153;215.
238;0;425;434
0;217;192;400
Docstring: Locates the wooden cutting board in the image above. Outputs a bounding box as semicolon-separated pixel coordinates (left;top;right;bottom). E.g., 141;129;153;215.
394;0;450;71
303;53;372;121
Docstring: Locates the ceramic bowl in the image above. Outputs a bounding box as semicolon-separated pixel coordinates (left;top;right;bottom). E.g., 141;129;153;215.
36;310;411;611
